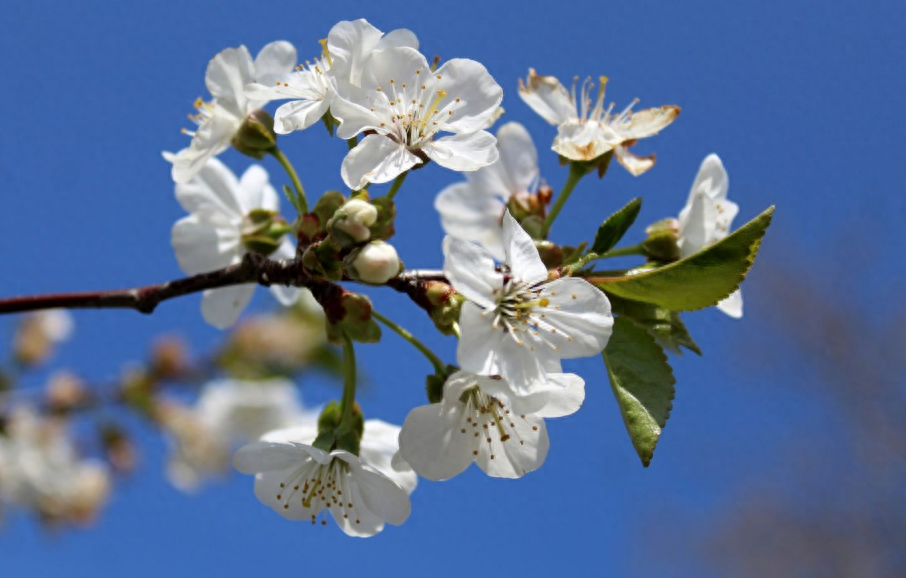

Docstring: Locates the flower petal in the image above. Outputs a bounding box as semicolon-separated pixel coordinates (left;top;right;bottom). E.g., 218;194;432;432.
688;153;729;204
678;191;717;257
327;19;386;85
201;285;256;329
236;164;278;213
717;289;743;319
434;58;503;134
442;236;503;309
502;211;548;284
359;420;417;494
273;96;332;134
340;134;421;190
422;131;499;172
614;145;656;177
435;182;506;261
170;110;239;184
536;277;614;357
619;105;680;141
205;46;254;114
475;411;548;479
399;402;476;481
171;216;240;275
518;69;576;125
253;41;297;79
233;441;308;473
534;373;586;418
552;119;614;162
173;155;243;220
354;467;411;526
375;28;419;51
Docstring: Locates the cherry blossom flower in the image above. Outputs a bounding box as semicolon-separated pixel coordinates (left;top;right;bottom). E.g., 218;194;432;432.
677;154;743;318
519;69;679;174
435;121;540;260
399;370;584;480
444;211;613;393
331;46;503;190
245;19;418;135
0;408;110;524
234;420;416;537
168;155;300;328
169;41;297;183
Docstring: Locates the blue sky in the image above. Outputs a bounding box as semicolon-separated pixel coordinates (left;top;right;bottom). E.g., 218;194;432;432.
1;0;904;576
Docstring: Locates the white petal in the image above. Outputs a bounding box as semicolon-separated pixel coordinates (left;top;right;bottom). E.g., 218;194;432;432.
442;236;503;309
534;373;586;418
475;411;548;479
329;86;384;139
353;466;411;526
170;110;239;183
688;153;729;204
717;289;743;319
422;131;499;172
359;420;417;494
435;183;506;261
399;403;476;481
205;46;254;113
233;441;307;473
678;192;717;257
618;106;680;141
614;145;656;177
536;277;614;357
434;58;503;134
253;41;297;79
201;285;256;329
375;28;419;51
358;46;428;95
518;69;576;125
327;19;386;85
171;216;240;275
552;119;614;162
273;96;332;134
173;156;243;219
491;121;539;194
457;302;560;394
502;211;548;284
236;164;277;213
340;134;421;190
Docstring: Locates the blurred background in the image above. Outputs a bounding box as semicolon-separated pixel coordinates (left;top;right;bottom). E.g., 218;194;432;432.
0;0;904;575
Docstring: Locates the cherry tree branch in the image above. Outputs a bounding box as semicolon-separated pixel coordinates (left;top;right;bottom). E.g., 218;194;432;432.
0;255;450;317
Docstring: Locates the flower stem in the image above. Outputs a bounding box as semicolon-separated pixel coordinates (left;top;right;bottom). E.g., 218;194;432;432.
269;146;309;214
542;162;587;238
372;310;446;374
385;172;409;200
567;243;646;274
339;333;357;431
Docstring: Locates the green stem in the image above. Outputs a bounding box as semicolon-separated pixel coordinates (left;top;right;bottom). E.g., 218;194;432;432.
339;333;357;431
542;163;586;237
269;146;309;214
385;171;409;200
372;310;446;374
567;244;646;274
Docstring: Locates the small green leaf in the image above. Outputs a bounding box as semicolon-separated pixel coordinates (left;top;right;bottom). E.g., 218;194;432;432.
561;242;588;265
591;198;642;254
603;316;676;467
609;295;701;355
597;206;774;311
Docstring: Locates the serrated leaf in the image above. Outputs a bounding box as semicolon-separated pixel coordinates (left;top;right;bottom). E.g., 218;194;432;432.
609;295;701;355
603;316;676;467
596;206;774;311
592;198;642;254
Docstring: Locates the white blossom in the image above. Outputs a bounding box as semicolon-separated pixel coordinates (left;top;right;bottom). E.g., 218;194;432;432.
245;19;418;135
678;154;743;318
0;408;110;523
331;198;378;243
519;69;679;174
233;419;415;537
331;46;503;190
444;211;613;393
168;155;300;328
349;241;401;284
169;41;297;183
399;370;584;480
435;122;540;260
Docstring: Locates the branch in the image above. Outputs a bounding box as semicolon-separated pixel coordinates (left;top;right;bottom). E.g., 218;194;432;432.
0;255;450;317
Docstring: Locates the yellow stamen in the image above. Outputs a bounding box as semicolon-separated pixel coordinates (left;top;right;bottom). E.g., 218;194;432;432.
420;89;447;132
318;39;332;66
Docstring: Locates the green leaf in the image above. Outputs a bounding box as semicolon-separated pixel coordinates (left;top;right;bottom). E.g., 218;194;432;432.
603;316;676;467
609;295;701;355
596;206;774;311
591;198;642;254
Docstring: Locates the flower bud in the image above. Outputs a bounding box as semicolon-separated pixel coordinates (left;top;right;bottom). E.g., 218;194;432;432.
241;208;291;256
329;198;378;245
14;310;73;366
534;239;563;269
346;241;402;285
643;218;681;262
231;109;277;159
45;371;87;413
150;336;189;379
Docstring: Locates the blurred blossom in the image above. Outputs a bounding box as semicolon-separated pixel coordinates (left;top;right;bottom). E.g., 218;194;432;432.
222;306;327;377
45;371;88;413
13;310;74;366
0;408;109;525
156;400;231;493
150;336;190;380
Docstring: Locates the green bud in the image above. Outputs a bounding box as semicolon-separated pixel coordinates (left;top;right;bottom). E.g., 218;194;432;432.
325;292;382;344
241;209;291;257
312;191;347;229
369;197;397;240
430;292;464;336
534;239;563;269
231;109;278;159
642;218;680;262
301;239;343;281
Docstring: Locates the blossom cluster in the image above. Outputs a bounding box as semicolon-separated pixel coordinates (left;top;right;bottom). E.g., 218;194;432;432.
0;17;764;537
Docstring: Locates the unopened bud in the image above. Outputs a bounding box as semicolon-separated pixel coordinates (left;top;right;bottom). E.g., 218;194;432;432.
643;218;681;262
231;109;277;158
329;198;378;245
346;241;402;284
45;371;87;412
241;209;291;256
